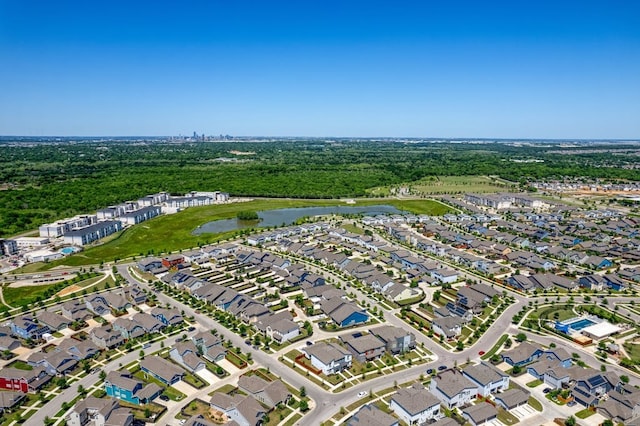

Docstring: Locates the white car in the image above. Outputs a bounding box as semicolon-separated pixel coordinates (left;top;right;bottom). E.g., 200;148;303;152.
357;391;367;398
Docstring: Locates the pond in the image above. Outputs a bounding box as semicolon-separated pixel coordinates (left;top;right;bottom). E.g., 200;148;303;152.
193;204;406;235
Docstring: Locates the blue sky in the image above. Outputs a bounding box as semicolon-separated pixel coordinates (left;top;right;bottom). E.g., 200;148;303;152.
0;1;639;138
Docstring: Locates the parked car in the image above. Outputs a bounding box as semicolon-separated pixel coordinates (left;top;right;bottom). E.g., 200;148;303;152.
438;365;447;371
478;350;485;356
357;391;367;398
426;368;434;375
159;395;169;401
543;388;551;394
306;341;313;346
567;401;577;407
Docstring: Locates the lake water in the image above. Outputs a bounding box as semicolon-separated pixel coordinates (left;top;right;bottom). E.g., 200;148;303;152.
193;205;405;235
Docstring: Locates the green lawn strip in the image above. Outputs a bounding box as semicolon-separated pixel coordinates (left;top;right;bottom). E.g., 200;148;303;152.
481;334;508;360
528;396;543;412
283;413;303;426
3;283;63;307
497;407;519;425
209;383;237;396
7;360;33;370
526;379;543;388
263;406;293;426
575;408;596;419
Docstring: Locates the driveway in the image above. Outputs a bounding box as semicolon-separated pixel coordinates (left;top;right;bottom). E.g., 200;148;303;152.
217;358;240;375
172;380;199;397
196;368;220;386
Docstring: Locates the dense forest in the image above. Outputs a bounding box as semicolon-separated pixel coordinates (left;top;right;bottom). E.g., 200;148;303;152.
0;139;638;237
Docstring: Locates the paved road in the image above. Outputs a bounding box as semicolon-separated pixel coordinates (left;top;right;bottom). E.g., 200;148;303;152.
118;265;329;424
30;259;640;426
29;332;186;425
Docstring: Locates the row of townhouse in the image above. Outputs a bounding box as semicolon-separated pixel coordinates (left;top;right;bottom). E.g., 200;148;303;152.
245;222;330;246
189;280;300;343
431;283;501;339
278;234;424;302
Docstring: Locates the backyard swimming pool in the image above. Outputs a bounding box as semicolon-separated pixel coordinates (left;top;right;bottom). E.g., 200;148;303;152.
59;247;78;255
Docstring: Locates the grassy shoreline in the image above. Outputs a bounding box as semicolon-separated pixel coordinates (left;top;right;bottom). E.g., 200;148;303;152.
19;197;451;270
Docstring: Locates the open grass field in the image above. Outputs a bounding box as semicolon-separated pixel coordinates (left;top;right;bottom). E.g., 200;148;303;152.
368;175;513;196
24;198;450;269
3;283;55;307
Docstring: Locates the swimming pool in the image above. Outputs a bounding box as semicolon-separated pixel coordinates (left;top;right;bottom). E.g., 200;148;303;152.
59;247;77;255
565;318;596;331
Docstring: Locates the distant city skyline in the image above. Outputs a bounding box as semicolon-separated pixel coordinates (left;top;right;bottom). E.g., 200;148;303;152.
0;1;639;138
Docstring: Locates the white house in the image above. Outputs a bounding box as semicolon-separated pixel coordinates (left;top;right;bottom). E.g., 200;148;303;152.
390;384;442;424
302;342;352;375
429;369;476;409
462;362;509;397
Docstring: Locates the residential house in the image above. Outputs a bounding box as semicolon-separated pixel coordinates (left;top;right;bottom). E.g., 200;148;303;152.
66;397;133;426
36;311;70;331
256;312;300;344
571;368;620;407
348;404;399;426
140;356;185;385
596;386;640;424
390;383;442;425
169;341;206;373
302;342;352;375
137;258;163;273
149;307;183;326
191;331;227;362
61;300;91;322
0;391;26;414
462;362;510;397
370;325;415;354
432;316;463;340
90;326;125;350
319;297;369;328
340;333;386;363
85;292;130;315
124;285;147;305
27;351;78;376
104;371;162;405
57;338;100;361
0;367;50;393
113;318;145;340
501;342;545;367
494;388;530;410
429;369;476;409
462;402;498;426
237;375;291;408
161;254;184;269
210;393;266;426
0;336;21;352
9;315;49;340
